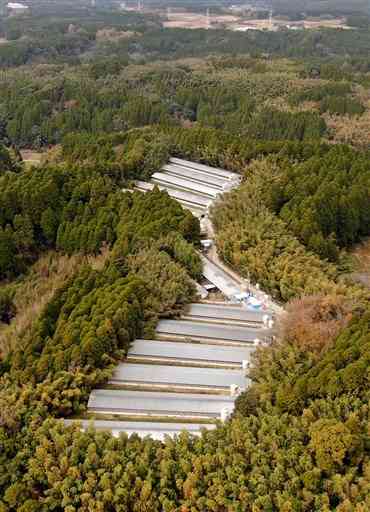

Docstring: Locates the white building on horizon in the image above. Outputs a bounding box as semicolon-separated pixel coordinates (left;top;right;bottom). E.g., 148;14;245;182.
7;2;29;15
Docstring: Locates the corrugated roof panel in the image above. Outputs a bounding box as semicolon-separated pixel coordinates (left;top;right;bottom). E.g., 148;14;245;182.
135;181;210;207
109;363;247;388
163;164;227;189
152;172;219;199
170;157;241;181
129;339;253;363
186;303;266;323
156;319;260;343
88;390;233;415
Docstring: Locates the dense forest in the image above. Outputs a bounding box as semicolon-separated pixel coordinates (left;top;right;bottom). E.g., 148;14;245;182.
0;4;370;511
1;54;370;150
273;0;370;17
2;6;370;68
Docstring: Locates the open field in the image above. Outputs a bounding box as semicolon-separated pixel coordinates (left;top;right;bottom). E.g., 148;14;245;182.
163;12;239;30
233;17;350;31
301;18;350;29
162;11;350;31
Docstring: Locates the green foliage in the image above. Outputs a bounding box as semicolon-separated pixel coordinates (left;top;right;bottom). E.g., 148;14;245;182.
0;288;16;324
114;187;201;254
274;0;369;17
0;226;18;279
0;153;369;512
320;96;365;116
88;56;129;80
0;176;200;384
211;145;370;272
127;247;196;331
213;199;340;302
1;343;370;511
157;124;329;173
290;311;370;407
137;26;370;61
289;82;352;105
247;109;326;141
209;55;268;73
61;129;172;183
0;145;18;174
211;148;370;301
154;232;202;279
4;266;145;385
0;16;370;509
0;8;157;68
241;311;370;415
0;167;118;277
61;132;116;165
0;158;202;280
272;146;370;258
0;49;367;150
1;11;370;70
346;14;370;29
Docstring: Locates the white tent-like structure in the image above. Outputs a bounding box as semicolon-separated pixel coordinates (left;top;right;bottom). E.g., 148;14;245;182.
7;2;29;11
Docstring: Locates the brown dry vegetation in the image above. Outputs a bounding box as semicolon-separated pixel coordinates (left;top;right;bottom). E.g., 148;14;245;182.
39;144;63;165
163;12;239;30
350;238;370;288
0;249;110;358
162;13;350;32
278;294;353;356
20;149;43;168
96;28;138;41
325;110;370;147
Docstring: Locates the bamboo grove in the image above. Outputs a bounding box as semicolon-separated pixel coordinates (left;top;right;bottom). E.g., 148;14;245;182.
0;8;370;511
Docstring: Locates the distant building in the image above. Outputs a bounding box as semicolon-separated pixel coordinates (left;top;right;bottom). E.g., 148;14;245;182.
7;2;29;15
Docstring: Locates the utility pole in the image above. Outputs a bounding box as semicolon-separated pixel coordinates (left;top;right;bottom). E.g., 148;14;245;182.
302;0;307;20
206;7;210;29
167;6;170;21
269;8;273;30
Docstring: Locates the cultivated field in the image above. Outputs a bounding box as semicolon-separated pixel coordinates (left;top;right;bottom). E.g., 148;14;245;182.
163;12;239;30
162;11;350;31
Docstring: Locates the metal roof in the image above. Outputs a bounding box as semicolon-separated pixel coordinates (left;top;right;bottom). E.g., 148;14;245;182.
185;303;266;324
156;319;260;343
170;157;241;181
88;389;234;416
135;181;210;208
129;339;253;363
152;172;219;199
162;164;227;189
109;363;247;388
